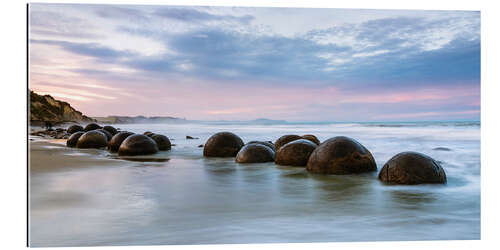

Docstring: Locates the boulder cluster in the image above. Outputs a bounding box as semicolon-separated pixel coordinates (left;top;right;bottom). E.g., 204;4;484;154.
53;123;173;157
202;131;447;185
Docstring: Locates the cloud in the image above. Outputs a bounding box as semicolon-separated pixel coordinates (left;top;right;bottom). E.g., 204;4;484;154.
154;7;254;24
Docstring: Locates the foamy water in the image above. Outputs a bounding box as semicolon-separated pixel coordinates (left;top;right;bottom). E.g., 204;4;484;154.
29;121;480;246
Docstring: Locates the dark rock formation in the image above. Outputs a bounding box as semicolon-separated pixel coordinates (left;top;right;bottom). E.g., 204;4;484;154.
186;135;198;139
203;132;244;157
378;152;447;184
150;134;172;151
274;135;303;151
247;141;276;152
236;144;275;163
102;125;118;136
302;134;320;145
95;129;112;141
76;130;108;149
118;134;159;156
275;139;317;166
66;131;84;147
433;147;452;151
108;131;134;152
67;125;83;134
306;136;377;174
84;123;102;132
144;131;154;137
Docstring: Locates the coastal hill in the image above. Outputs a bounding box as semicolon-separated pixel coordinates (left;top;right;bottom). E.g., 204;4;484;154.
93;116;187;124
30;90;95;125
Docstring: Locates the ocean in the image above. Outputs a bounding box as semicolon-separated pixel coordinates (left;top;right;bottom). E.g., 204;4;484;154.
29;121;480;246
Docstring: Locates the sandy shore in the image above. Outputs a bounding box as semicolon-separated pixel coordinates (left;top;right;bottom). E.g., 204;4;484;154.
29;137;129;173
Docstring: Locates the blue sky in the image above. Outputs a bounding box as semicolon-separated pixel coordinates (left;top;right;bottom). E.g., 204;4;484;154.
29;4;480;121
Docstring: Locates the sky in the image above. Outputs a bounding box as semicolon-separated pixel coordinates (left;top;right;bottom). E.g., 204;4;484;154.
29;4;480;122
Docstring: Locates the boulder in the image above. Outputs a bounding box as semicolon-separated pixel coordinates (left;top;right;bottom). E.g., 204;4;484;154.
203;132;244;157
84;123;102;132
118;134;159;156
302;134;320;145
66;131;84;147
378;152;447;184
95;129;113;141
306;136;377;174
236;144;275;163
108;131;134;152
150;134;172;151
274;135;303;151
275;139;317;166
247;141;275;152
144;131;154;137
67;124;84;134
76;130;108;149
186;135;199;139
102;125;118;136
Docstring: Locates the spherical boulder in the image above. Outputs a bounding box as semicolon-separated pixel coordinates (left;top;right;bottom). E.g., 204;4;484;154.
236;144;275;163
118;134;159;156
150;134;172;151
66;131;84;147
274;135;303;151
144;131;154;137
84;123;102;132
95;129;113;141
302;134;320;145
76;130;108;149
108;131;134;152
247;141;275;152
203;132;244;157
306;136;377;174
378;152;447;184
275;139;318;166
67;125;83;134
102;125;118;136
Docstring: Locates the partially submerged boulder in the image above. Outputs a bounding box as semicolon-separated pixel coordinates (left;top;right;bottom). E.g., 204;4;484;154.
378;152;447;184
76;130;108;149
66;131;84;147
236;144;275;163
306;136;377;174
247;141;276;152
150;134;172;151
84;123;102;132
203;132;244;157
108;131;134;152
67;125;84;134
302;134;320;145
275;139;317;166
103;125;118;136
118;134;159;156
274;135;303;151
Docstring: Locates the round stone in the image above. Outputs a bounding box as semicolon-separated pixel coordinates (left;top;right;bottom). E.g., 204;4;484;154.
275;139;318;166
150;134;171;151
67;124;84;134
247;141;275;152
66;131;84;147
236;144;275;163
144;131;154;137
76;130;108;149
302;134;320;145
274;135;303;151
84;123;102;132
95;129;112;141
306;136;377;174
378;152;447;184
118;134;159;156
102;125;118;136
108;131;134;152
203;132;244;157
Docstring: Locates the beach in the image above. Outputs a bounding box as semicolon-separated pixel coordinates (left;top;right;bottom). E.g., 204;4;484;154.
29;122;480;246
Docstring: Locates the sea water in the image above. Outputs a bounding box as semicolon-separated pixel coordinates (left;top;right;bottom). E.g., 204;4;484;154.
29;121;480;246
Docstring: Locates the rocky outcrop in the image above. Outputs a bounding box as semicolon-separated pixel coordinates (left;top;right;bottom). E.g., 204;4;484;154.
29;90;95;125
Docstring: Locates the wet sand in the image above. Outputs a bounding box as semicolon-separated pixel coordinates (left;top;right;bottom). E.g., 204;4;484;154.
29;138;129;173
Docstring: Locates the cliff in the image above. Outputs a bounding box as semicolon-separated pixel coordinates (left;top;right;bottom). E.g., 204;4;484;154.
29;90;95;124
